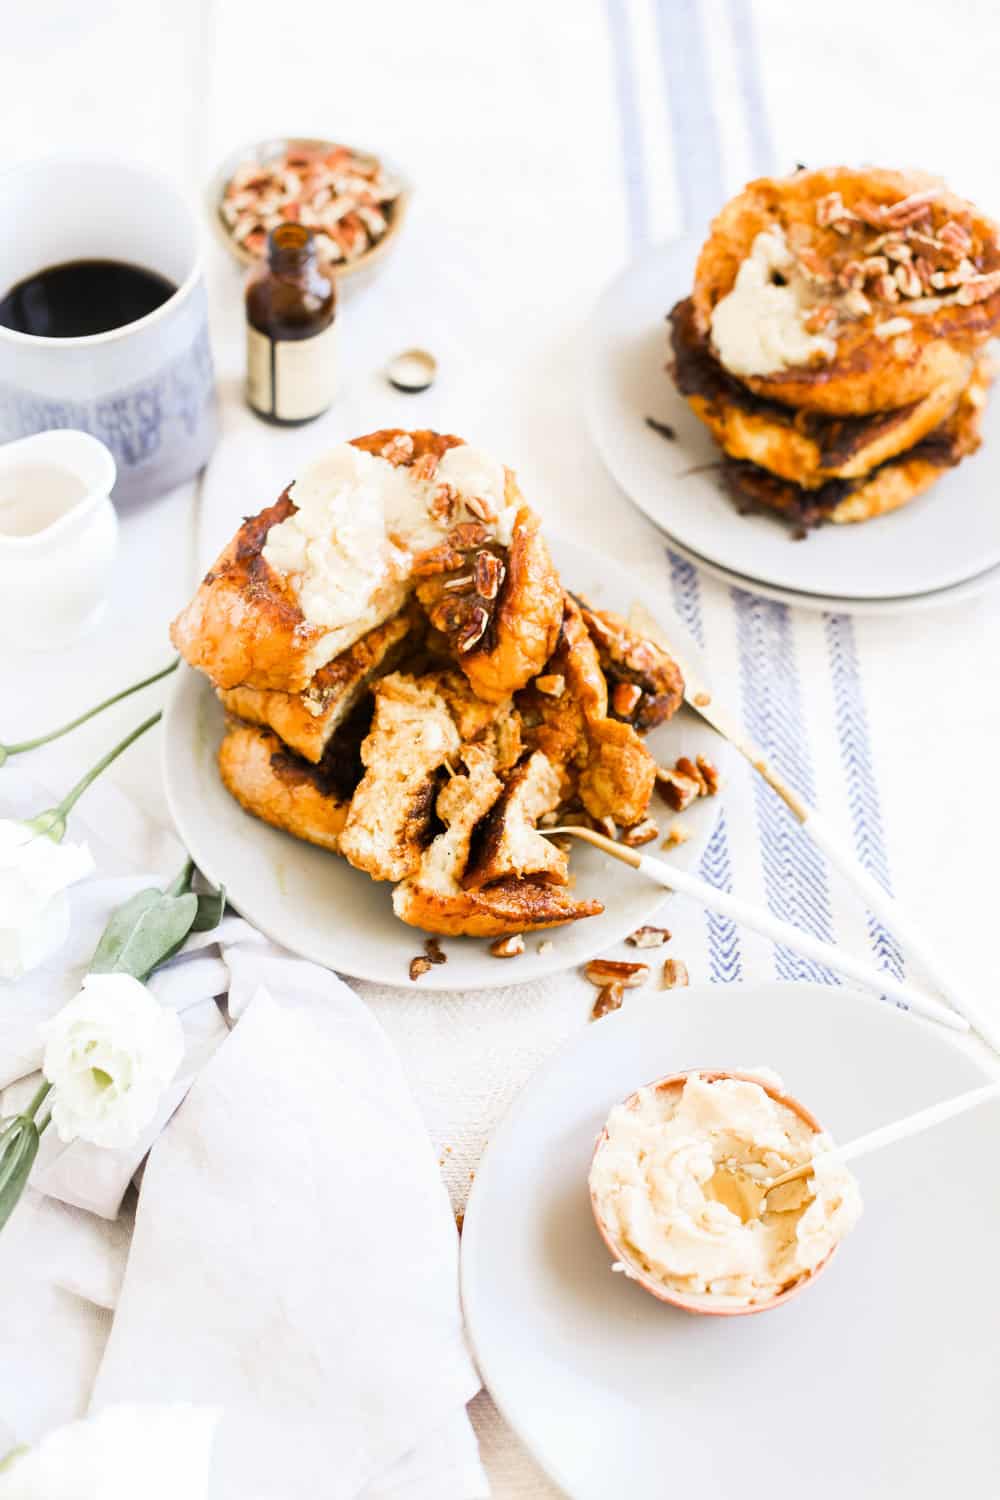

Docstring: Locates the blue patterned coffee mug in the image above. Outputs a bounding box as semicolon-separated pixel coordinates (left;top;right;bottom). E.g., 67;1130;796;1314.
0;156;217;505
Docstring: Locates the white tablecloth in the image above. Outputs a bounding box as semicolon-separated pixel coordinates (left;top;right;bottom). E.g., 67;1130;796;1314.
4;1;1000;1492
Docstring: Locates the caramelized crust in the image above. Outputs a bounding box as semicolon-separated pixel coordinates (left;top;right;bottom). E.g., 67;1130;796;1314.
217;607;420;763
723;356;991;528
693;167;1000;415
217;723;351;853
670;296;973;487
170;430;466;695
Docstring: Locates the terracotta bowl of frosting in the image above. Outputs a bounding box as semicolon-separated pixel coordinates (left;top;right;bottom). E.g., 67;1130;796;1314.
589;1069;840;1318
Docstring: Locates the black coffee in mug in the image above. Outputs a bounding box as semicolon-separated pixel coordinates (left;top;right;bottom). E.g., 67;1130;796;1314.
0;259;176;338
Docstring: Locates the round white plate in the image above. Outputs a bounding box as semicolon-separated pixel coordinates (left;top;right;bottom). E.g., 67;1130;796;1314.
586;237;1000;604
462;983;1000;1499
660;527;1000;617
162;534;731;990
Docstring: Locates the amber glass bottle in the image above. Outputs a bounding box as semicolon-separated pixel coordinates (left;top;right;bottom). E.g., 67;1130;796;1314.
245;224;337;424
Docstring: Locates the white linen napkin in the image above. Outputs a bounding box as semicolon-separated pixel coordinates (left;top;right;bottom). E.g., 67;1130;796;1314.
90;963;487;1500
0;777;487;1499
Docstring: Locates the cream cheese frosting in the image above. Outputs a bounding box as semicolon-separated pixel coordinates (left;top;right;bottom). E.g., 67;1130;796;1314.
709;228;838;377
590;1072;862;1307
262;441;517;647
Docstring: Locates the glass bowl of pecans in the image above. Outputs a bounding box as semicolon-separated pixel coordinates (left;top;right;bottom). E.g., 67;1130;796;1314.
209;136;410;292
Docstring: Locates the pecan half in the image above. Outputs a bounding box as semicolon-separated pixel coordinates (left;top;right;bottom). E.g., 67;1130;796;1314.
417;539;508;658
584;958;649;988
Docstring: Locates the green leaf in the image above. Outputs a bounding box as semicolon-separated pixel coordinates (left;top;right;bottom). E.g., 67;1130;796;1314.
89;890;199;982
0;1121;39;1233
90;888;162;969
190;884;226;932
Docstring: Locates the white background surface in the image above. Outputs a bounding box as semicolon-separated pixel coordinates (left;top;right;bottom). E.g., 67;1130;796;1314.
4;1;1000;1493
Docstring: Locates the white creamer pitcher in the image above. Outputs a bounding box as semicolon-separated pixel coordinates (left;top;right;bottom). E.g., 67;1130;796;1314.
0;430;118;651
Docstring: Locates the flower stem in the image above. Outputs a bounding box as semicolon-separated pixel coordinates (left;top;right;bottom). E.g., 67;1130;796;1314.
166;858;195;898
28;712;162;842
0;660;178;764
24;1080;52;1121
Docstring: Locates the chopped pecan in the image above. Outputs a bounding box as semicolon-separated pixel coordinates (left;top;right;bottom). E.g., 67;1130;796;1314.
424;936;447;965
409;452;440;484
695;755;720;796
457;604;490;653
881;236;912;264
930;257;976;289
622;818;659;847
381;433;415;466
409;955;433;981
591;983;625;1020
464;493;496;524
938;219;973;257
584;958;649;988
874;273;900;303
894;263;922;299
693;691;711;708
803;304;835;333
627;925;671;948
661;958;690;989
815;190;855;229
535;673;565;697
882;188;940;227
490;933;525;958
656;765;701;812
662;823;691;849
426;483;459;526
957;272;1000;305
612;681;643;717
474;549;506;600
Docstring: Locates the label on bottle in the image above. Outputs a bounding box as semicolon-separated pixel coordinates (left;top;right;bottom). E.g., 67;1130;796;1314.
246;320;337;422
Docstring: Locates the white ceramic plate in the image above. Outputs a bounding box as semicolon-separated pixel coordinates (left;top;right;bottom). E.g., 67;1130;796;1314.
660;527;1000;617
462;983;1000;1499
162;535;731;989
586;237;1000;604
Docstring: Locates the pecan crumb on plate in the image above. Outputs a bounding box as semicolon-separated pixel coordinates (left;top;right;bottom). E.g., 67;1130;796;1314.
490;933;525;958
627;925;672;948
661;958;690;989
409;955;433;981
591;982;626;1020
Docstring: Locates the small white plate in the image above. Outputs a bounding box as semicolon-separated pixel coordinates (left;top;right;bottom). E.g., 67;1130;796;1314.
162;535;731;989
586;237;1000;605
462;983;1000;1499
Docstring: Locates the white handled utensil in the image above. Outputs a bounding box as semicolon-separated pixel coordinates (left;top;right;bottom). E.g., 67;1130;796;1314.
708;1076;1000;1222
629;603;999;1050
550;825;967;1034
770;1076;1000;1192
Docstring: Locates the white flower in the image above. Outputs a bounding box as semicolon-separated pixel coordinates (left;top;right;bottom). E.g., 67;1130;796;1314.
41;973;185;1148
0;1403;219;1500
0;819;94;981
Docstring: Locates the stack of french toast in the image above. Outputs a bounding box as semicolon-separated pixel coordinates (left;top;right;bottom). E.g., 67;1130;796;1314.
171;429;686;938
668;167;1000;530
